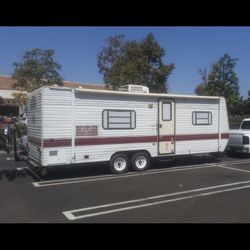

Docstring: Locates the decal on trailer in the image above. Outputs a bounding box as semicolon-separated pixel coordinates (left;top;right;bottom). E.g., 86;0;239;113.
76;125;98;136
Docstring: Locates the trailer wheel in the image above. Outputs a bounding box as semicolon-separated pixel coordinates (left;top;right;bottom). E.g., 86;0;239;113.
131;152;150;172
109;153;130;174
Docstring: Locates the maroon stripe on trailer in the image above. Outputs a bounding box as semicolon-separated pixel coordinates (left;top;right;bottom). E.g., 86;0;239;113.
160;134;230;141
32;133;229;148
28;137;42;147
176;133;219;141
43;139;72;147
75;136;157;146
159;134;224;141
159;135;175;141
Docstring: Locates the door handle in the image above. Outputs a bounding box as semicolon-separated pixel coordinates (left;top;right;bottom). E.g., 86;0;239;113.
159;124;162;128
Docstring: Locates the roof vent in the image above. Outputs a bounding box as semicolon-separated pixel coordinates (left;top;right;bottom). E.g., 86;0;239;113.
118;85;149;93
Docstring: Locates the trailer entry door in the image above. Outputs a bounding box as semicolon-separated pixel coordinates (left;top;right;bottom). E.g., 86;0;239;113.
158;99;175;155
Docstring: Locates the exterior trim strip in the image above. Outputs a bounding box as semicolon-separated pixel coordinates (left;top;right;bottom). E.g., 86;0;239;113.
28;133;229;148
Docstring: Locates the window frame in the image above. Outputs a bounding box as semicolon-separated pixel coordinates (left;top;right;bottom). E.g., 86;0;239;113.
102;109;136;130
192;111;212;126
162;101;172;121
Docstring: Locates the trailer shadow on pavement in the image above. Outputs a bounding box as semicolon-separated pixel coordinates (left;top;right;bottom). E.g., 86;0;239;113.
37;154;224;181
0;169;26;182
36;153;250;182
1;150;249;182
0;151;39;182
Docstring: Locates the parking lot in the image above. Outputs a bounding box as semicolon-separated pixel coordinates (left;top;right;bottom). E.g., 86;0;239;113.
1;151;250;223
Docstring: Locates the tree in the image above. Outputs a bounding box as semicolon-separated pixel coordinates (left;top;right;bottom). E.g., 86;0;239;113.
12;48;63;92
195;53;240;114
97;33;175;93
244;90;250;113
11;91;27;106
195;68;210;95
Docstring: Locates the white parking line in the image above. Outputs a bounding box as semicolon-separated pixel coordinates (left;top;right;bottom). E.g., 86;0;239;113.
218;165;250;173
33;163;216;187
6;157;14;161
223;160;250;165
63;179;250;220
16;167;27;171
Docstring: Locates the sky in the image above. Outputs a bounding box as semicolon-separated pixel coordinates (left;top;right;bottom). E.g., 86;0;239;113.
0;27;249;98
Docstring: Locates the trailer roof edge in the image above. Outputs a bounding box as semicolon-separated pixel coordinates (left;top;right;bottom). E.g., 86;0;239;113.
46;86;221;100
75;88;221;100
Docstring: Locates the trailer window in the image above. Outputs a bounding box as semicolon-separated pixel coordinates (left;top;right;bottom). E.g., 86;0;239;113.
192;111;212;125
102;110;136;129
162;102;171;121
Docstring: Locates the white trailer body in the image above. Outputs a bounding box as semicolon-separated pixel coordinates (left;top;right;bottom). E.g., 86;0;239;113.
27;86;229;172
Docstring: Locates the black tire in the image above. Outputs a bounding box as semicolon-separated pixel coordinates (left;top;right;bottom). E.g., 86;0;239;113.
131;152;150;172
109;153;130;174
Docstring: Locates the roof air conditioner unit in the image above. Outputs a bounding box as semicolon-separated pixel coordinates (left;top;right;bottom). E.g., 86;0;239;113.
118;85;149;93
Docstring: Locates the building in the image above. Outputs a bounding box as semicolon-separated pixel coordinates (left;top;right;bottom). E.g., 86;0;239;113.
0;75;105;117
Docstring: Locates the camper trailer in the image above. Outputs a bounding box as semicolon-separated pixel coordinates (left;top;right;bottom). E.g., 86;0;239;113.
27;85;229;174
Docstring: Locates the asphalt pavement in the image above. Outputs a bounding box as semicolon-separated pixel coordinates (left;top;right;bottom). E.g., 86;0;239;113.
1;150;250;223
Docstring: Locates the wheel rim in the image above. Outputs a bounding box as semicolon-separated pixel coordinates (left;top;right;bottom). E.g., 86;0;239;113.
135;155;147;169
114;157;127;172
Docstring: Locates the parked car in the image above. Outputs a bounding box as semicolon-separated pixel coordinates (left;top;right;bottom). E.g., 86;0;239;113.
226;118;250;155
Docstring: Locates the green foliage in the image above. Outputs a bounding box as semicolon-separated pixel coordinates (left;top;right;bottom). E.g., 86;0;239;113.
15;123;27;138
12;48;63;92
12;92;27;106
228;114;250;129
97;33;175;93
195;83;209;96
195;53;240;114
195;68;210;95
207;54;240;100
242;91;250;114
